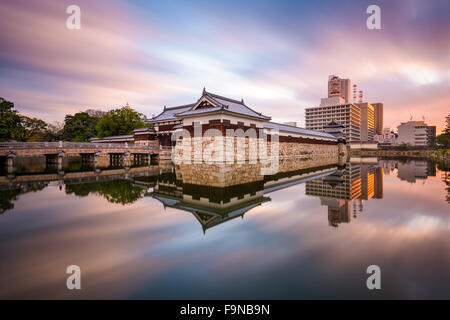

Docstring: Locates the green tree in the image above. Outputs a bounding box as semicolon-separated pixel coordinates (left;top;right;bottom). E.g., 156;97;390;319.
445;114;450;135
62;112;99;142
0;97;25;141
65;179;146;205
437;133;449;147
19;115;48;141
436;113;450;147
96;107;146;138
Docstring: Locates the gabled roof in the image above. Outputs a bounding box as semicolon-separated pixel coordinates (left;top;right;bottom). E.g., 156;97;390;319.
147;103;195;123
264;122;337;140
176;90;271;120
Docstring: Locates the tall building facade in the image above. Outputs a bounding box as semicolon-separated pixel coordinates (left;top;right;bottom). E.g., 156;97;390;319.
397;121;435;146
305;104;361;141
371;103;384;135
328;75;351;104
356;103;375;141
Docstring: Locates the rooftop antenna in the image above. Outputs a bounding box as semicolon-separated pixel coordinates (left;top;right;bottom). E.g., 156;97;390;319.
358;90;363;103
352;84;357;103
409;112;413;121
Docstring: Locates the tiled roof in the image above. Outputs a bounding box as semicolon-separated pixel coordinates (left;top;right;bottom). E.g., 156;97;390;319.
264;122;337;140
147;103;195;122
175;91;271;120
133;127;155;133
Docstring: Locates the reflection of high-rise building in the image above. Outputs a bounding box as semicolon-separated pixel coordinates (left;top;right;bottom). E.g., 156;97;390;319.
360;164;375;200
373;167;384;199
306;164;361;201
306;164;363;227
397;160;436;183
320;198;351;227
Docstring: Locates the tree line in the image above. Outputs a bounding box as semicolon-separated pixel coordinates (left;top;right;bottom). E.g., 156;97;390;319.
436;114;450;148
0;97;147;142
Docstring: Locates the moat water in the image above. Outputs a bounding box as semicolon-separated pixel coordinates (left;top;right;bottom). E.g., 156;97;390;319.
0;157;449;299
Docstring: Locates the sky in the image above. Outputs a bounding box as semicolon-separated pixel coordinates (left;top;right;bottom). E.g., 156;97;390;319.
0;0;449;133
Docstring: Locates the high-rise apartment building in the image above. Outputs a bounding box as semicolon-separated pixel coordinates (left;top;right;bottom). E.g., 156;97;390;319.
356;102;375;141
328;75;351;104
305;104;361;141
371;103;384;135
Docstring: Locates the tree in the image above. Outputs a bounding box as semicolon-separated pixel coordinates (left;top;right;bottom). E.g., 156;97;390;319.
62;112;99;142
43;121;64;141
437;133;449;147
436;113;450;147
445;114;450;135
19;115;48;141
96;107;146;138
0;97;25;141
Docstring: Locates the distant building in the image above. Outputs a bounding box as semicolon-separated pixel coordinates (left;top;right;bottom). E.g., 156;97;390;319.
85;109;107;118
356;103;375;141
371;103;384;135
328;75;351;104
427;126;436;145
375;127;398;145
397;121;435;146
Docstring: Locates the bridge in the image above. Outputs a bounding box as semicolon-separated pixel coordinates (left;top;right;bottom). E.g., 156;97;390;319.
0;141;171;176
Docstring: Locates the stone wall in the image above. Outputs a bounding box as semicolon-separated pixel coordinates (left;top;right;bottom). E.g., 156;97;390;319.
173;136;344;164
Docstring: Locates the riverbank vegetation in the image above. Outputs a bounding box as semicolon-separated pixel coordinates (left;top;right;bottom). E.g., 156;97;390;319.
0;97;147;142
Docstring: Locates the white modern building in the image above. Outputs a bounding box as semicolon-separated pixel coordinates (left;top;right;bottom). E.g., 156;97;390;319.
397;121;433;146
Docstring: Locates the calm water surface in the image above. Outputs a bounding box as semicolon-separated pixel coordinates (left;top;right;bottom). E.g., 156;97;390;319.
0;158;449;299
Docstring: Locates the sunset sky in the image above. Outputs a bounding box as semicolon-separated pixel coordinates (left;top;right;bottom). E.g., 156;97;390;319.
0;0;449;133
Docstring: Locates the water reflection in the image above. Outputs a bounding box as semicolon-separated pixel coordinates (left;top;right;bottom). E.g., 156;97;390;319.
0;157;449;299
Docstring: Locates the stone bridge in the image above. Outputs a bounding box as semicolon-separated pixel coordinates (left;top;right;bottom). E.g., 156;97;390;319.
0;141;168;175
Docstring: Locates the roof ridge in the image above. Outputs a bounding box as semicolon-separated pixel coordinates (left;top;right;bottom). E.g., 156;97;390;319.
165;103;195;110
205;91;243;104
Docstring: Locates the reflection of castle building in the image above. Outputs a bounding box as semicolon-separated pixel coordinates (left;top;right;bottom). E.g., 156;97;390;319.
148;162;338;233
